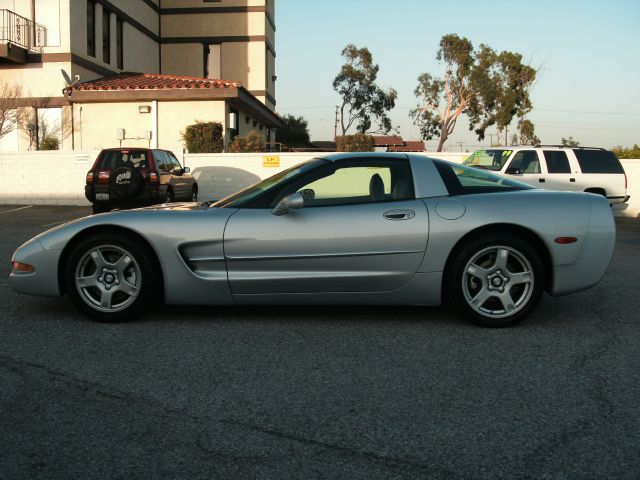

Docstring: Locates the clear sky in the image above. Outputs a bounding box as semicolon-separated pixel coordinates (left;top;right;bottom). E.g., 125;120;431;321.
275;0;640;150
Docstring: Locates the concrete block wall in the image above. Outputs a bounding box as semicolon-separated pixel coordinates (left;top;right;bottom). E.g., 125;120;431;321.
0;151;98;206
0;151;638;217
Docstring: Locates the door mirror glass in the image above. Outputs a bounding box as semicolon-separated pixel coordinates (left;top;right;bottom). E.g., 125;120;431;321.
272;192;304;216
183;166;191;174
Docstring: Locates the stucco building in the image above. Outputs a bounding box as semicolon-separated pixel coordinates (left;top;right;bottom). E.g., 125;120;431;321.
0;0;279;153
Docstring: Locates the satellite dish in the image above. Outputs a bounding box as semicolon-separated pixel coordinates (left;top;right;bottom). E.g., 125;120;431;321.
61;69;80;86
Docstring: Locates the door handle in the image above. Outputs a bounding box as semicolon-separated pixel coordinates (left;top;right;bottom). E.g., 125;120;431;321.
539;178;546;183
570;178;576;182
383;209;415;220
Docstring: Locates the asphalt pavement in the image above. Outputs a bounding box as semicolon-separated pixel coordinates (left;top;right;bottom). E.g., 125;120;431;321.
1;206;639;479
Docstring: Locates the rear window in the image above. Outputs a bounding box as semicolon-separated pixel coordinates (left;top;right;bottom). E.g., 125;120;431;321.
573;149;624;174
434;161;534;195
98;150;149;170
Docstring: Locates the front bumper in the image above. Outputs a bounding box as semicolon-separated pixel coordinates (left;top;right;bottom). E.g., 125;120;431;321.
10;238;63;297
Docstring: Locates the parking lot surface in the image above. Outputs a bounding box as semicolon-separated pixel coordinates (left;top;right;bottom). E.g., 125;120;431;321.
1;206;639;479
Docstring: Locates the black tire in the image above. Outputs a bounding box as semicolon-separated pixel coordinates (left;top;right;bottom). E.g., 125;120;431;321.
190;186;198;202
109;166;143;201
92;204;111;215
446;233;545;327
64;233;159;322
164;189;174;204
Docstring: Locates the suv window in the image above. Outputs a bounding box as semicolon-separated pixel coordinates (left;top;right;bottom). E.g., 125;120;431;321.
167;152;182;169
155;151;170;173
98;150;148;169
543;150;571;174
463;149;512;171
573;149;625;174
509;151;540;174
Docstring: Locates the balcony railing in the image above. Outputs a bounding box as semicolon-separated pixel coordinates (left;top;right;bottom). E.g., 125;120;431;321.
0;9;46;52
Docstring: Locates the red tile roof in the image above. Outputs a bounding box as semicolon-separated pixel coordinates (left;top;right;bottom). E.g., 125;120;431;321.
70;72;242;91
388;141;426;152
374;135;404;147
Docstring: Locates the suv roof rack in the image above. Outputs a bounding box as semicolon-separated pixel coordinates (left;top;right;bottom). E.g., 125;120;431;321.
537;145;607;150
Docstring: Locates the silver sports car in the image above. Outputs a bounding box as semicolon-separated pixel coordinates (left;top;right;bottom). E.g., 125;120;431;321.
10;153;616;327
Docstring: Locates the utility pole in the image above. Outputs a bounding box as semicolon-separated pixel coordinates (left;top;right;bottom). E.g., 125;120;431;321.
488;134;493;147
457;142;464;152
333;106;340;140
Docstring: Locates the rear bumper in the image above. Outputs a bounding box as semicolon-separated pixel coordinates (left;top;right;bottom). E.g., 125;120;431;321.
607;195;630;205
85;184;165;206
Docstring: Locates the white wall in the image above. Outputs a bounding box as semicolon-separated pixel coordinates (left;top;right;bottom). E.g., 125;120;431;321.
0;151;638;219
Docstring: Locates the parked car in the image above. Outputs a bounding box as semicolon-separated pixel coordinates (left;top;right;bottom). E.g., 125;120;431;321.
12;153;615;327
463;146;629;204
85;148;198;214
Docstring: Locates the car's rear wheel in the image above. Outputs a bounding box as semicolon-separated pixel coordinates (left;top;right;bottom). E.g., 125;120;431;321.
447;234;544;327
65;233;157;322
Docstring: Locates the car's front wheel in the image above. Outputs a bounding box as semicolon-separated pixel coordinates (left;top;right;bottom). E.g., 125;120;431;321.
65;233;158;322
447;234;544;327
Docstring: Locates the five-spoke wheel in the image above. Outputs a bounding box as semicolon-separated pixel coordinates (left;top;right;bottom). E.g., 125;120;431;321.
448;234;544;327
65;233;157;322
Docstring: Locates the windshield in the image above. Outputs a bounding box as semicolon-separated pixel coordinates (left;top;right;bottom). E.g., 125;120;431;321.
213;158;329;208
463;149;513;171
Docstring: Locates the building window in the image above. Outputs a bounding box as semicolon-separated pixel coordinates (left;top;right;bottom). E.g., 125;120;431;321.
87;0;96;57
116;18;123;69
102;10;111;64
204;44;221;79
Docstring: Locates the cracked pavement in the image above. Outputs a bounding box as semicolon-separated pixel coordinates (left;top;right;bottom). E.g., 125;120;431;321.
1;206;639;479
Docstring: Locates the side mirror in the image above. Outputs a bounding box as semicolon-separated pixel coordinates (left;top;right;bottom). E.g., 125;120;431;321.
506;167;523;175
272;192;304;216
183;166;191;174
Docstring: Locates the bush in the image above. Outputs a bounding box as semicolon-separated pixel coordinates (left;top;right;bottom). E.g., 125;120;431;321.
229;131;265;153
336;133;375;152
181;121;224;153
40;136;59;150
612;144;640;159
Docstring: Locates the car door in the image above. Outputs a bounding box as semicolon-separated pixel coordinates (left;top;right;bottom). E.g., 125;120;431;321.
223;158;429;295
504;150;545;187
540;149;581;192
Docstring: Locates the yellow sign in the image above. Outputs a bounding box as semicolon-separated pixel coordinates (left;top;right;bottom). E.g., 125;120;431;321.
263;156;280;168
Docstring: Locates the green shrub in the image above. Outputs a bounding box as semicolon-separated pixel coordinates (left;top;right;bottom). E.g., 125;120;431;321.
612;144;640;159
181;121;224;153
336;133;375;152
229;131;265;153
40;136;59;150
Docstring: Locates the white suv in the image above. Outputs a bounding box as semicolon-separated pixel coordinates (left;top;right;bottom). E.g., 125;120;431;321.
463;146;629;204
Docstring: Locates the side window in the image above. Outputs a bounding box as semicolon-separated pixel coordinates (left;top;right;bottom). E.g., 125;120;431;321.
155;151;169;173
543;151;571;174
285;161;413;207
509;151;540;174
168;152;182;170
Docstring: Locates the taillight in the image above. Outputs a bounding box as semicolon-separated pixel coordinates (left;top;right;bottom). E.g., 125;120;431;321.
86;171;94;184
148;172;159;183
624;172;628;191
98;171;110;184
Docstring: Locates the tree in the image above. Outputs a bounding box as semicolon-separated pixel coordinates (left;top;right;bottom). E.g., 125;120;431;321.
411;34;538;151
612;144;640;159
333;44;397;136
0;81;27;142
561;136;581;147
276;114;310;148
181;121;224;153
